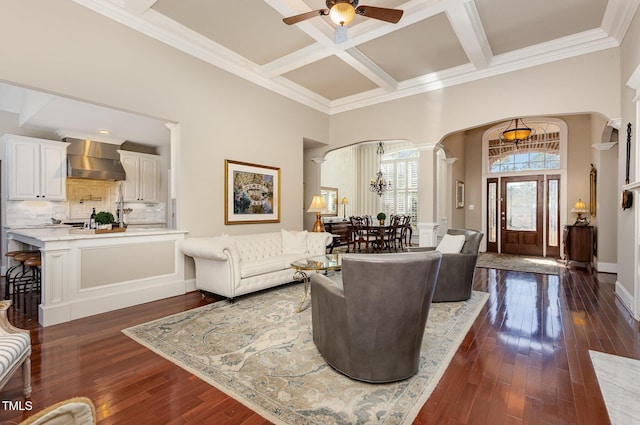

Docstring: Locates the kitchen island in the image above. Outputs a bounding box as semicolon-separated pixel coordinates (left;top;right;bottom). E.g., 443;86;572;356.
7;227;189;326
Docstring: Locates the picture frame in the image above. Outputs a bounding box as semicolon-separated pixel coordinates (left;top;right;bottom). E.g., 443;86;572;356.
320;187;338;217
456;180;465;209
225;159;280;224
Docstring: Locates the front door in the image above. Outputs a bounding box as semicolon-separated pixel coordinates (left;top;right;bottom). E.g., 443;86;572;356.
501;175;544;256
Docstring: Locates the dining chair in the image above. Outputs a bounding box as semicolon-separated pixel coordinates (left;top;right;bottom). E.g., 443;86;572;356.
349;216;375;253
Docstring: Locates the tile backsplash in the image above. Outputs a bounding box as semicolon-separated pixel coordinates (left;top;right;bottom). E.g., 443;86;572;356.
4;179;166;227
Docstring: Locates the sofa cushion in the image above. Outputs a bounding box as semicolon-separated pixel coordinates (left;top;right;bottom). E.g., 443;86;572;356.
282;230;308;254
241;257;291;278
436;234;466;253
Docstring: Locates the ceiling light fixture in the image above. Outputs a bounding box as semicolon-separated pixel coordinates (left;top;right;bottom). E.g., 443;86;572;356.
329;0;357;26
499;118;535;147
99;129;110;135
369;141;392;197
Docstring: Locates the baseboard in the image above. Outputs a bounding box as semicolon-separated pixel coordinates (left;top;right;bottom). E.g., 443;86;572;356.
595;260;617;274
614;281;634;317
40;279;190;326
185;278;197;293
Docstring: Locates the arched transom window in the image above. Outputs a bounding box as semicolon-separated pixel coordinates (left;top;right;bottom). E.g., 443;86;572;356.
487;122;561;173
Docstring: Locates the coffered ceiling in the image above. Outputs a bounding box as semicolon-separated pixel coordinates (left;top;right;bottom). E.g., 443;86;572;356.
74;0;637;115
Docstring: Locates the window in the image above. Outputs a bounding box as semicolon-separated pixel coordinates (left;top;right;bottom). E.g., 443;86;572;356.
380;149;418;226
488;131;560;173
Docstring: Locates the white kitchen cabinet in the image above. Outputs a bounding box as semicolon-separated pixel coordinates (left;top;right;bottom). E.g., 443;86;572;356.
119;151;159;202
1;134;69;201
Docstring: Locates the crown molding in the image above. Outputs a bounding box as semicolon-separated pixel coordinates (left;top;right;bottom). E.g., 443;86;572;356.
72;0;629;116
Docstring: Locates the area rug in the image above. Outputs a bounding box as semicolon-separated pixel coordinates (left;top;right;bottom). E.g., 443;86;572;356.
476;252;560;275
123;283;489;425
590;350;640;425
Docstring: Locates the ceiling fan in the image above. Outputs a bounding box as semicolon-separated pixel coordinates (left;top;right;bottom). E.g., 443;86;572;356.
283;0;403;43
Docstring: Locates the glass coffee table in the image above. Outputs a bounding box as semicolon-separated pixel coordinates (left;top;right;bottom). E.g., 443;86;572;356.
290;254;342;312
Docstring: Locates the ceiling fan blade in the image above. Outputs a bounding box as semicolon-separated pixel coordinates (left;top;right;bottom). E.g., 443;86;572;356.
283;9;328;25
355;5;403;23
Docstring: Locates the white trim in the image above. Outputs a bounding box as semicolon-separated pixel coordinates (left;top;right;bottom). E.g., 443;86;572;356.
615;280;636;319
594;258;617;274
71;0;634;115
417;222;439;247
592;142;618;151
626;64;640;321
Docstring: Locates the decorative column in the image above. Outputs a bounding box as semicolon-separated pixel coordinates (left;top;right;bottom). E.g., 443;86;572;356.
415;142;441;247
442;157;458;236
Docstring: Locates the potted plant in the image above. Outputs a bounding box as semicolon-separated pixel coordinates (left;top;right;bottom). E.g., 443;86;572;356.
376;212;386;225
94;211;115;230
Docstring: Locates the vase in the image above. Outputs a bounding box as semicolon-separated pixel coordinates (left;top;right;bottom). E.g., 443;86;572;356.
379;219;385;225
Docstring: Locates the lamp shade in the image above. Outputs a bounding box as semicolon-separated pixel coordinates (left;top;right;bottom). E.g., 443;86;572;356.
329;3;356;26
571;199;588;213
340;197;349;205
307;195;326;213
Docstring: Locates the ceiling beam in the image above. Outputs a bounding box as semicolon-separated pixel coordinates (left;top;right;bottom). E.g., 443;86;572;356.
444;0;491;69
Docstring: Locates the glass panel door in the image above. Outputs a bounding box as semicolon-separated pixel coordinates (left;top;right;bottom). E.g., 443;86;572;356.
501;175;544;256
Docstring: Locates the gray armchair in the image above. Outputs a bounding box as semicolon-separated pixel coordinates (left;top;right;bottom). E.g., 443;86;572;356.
407;228;483;302
310;251;441;383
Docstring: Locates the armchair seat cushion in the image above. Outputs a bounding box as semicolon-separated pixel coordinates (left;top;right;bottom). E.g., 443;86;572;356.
0;300;31;397
0;333;30;379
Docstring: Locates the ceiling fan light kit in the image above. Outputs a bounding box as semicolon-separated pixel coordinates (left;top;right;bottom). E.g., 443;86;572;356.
283;0;403;44
329;0;357;26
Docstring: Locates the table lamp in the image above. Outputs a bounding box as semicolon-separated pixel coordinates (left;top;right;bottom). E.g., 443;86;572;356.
340;197;349;219
307;195;326;232
571;198;589;224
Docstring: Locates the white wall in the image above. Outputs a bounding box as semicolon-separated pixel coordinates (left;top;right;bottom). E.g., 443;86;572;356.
619;9;640;316
0;0;329;279
303;49;622;232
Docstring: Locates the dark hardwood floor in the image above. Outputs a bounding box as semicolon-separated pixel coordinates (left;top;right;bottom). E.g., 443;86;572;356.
1;264;638;424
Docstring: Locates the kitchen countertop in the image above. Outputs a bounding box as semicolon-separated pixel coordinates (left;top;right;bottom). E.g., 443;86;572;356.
7;226;187;242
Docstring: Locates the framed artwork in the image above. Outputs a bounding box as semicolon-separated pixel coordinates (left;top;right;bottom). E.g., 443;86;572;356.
225;160;280;224
321;187;338;216
456;180;465;209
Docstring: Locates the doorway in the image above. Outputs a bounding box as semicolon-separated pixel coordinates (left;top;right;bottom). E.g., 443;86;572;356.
501;175;544;256
486;174;561;257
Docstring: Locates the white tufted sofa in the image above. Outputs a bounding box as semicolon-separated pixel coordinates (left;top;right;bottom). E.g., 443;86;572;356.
181;230;332;299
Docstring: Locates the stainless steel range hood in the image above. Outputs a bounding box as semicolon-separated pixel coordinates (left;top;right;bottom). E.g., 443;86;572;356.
65;138;126;181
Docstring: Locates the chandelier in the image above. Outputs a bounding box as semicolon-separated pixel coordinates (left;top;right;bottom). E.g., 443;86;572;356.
499;118;535;147
369;141;392;197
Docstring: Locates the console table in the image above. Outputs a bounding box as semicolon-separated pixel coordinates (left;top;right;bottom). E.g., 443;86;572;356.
324;221;351;253
563;225;594;271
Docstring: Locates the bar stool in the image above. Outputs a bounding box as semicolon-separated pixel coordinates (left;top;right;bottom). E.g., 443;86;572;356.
22;255;41;318
11;252;41;315
4;250;39;299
